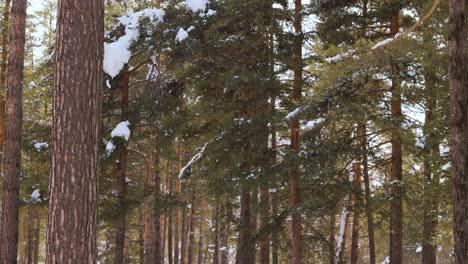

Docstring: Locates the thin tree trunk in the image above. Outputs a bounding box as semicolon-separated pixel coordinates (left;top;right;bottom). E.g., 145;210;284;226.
335;195;350;263
360;124;376;264
27;207;34;264
139;209;145;264
168;168;174;264
213;205;220;264
33;208;41;264
154;150;162;264
188;187;196;264
197;190;206;264
181;188;188;264
46;1;104;262
0;0;27;262
290;1;303;263
175;145;182;264
144;146;158;263
328;209;336;264
389;10;403;264
449;1;467;263
259;186;270;264
220;202;229;264
115;71;130;264
350;161;362;264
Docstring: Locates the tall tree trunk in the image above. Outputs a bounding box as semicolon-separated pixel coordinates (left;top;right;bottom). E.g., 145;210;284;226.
46;1;104;262
213;205;220;264
181;188;188;264
259;185;270;264
0;0;10;150
389;10;403;264
335;195;350;263
139;209;145;264
350;161;362;264
168;170;174;264
328;209;336;264
290;1;303;263
220;202;229;264
115;72;130;264
271;118;279;264
188;187;196;264
33;208;41;264
175;145;182;264
421;34;439;264
27;207;34;264
197;190;206;264
449;1;468;263
144;147;162;264
0;0;27;262
360;124;376;264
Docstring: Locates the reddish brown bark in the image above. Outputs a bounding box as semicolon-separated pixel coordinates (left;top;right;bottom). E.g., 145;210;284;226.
197;190;206;264
220;203;229;264
175;145;182;264
449;1;468;263
213;205;220;264
46;1;104;262
259;186;270;264
0;0;27;262
187;187;196;264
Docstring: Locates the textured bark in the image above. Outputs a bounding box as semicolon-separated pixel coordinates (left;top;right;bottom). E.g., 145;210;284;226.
115;72;129;264
0;0;10;148
449;1;468;263
389;10;403;264
360;124;376;264
235;189;254;264
290;1;303;263
181;189;188;264
27;207;34;264
0;0;27;262
45;1;103;263
139;210;145;264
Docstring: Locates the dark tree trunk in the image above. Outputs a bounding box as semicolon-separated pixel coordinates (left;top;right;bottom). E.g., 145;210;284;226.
197;190;206;264
360;124;376;264
213;205;220;264
0;0;27;262
115;72;129;264
290;1;303;263
27;207;34;264
144;147;157;263
181;188;189;264
328;209;336;264
33;208;41;264
139;209;145;264
449;1;468;263
389;10;403;264
187;188;196;264
350;162;362;264
46;0;104;262
220;203;229;264
235;189;254;264
175;145;182;264
421;37;439;264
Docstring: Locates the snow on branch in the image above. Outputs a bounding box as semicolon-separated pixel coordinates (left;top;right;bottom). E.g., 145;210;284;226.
179;141;211;179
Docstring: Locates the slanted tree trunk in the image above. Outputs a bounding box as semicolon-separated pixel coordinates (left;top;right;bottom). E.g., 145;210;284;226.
0;0;27;262
46;0;104;262
449;1;468;263
389;10;403;264
290;1;303;263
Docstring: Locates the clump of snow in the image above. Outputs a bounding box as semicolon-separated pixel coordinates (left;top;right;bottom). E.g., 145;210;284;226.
302;118;324;130
185;0;209;12
31;189;41;202
175;28;189;42
407;70;417;77
442;162;451;171
106;140;116;155
32;141;48;151
381;256;390;264
372;38;393;49
285;107;305;122
335;195;350;262
325;49;355;63
29;81;37;88
416;246;422;253
104;8;165;78
106;80;112;89
111;121;131;141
